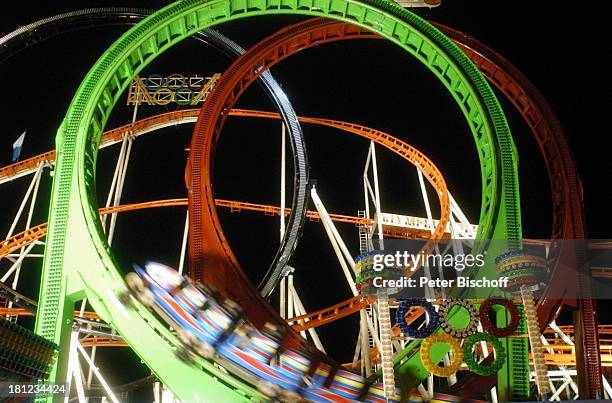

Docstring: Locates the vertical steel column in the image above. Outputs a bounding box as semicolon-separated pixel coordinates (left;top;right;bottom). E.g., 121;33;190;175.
65;331;86;403
9;164;44;316
76;342;120;403
101;135;128;227
107;135;133;245
417;168;439;300
369;142;384;249
85;344;97;403
573;238;602;399
5;165;43;238
178;211;189;276
540;332;578;397
311;187;381;353
310;188;357;294
366;142;395;398
279;123;287;319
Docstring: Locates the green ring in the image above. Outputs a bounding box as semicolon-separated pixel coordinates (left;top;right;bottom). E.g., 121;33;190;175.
462;332;506;376
174;87;194;105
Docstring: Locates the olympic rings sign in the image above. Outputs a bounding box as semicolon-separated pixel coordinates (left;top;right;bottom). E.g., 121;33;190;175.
126;73;221;106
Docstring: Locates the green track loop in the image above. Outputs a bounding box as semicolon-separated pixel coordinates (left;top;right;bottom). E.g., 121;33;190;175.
35;0;521;401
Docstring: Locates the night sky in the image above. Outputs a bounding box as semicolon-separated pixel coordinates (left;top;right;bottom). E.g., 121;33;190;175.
0;0;609;398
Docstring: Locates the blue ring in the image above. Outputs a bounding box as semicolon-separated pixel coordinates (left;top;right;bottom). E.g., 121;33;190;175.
395;298;438;339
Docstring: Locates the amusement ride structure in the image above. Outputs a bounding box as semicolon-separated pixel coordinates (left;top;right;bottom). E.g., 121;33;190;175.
0;2;610;402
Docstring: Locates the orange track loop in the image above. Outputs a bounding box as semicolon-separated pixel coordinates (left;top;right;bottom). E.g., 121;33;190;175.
187;19;449;356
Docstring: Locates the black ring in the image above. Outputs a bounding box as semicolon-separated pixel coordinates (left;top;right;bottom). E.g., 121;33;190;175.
438;298;479;338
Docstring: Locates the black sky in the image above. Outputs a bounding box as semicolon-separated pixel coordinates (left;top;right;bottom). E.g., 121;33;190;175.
0;0;609;397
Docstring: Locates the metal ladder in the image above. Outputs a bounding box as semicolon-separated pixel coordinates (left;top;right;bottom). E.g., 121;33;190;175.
365;304;377;374
358;210;369;253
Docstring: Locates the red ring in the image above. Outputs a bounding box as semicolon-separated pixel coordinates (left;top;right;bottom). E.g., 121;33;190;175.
479;297;520;337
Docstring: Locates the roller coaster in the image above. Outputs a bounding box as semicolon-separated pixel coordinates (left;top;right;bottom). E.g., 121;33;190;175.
0;2;609;402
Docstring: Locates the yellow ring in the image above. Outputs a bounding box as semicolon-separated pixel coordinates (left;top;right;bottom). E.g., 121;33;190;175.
420;333;464;377
153;87;174;105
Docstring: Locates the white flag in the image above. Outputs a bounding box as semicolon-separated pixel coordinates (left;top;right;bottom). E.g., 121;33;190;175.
12;131;26;162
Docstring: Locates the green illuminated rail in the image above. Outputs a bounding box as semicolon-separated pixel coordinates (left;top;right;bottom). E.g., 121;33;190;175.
35;0;522;401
